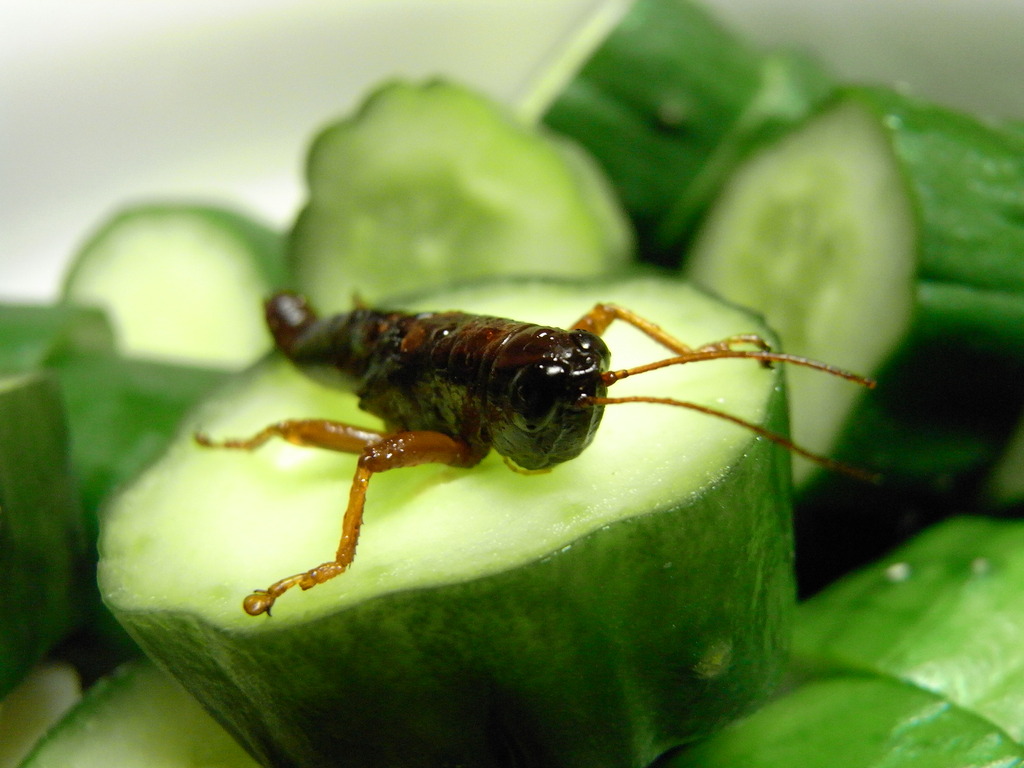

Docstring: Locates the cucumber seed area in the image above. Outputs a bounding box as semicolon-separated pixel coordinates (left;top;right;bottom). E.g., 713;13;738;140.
98;277;779;629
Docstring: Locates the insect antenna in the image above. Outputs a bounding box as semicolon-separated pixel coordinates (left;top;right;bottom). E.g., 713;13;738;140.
583;348;879;483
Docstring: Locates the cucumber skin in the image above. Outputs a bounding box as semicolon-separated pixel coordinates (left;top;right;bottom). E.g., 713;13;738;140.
113;390;794;768
0;303;230;674
543;0;832;262
795;516;1024;742
0;373;86;699
666;675;1024;767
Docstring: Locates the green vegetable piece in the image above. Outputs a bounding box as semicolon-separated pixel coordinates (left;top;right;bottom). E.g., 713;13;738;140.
100;276;795;768
0;373;85;699
0;304;114;371
796;516;1024;742
685;87;1024;505
19;660;258;767
986;418;1024;509
288;79;633;312
543;0;833;260
56;354;228;525
63;204;287;368
0;303;230;670
666;675;1024;767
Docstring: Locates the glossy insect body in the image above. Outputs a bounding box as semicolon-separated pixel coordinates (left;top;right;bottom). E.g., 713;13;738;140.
198;291;875;616
268;292;611;471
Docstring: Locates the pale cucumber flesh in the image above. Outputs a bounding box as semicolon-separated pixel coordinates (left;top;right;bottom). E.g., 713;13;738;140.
63;205;285;368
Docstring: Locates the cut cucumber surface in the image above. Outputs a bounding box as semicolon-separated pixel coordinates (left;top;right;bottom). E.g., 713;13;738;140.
20;660;258;768
288;79;633;312
0;373;85;699
687;97;916;480
100;275;795;768
686;86;1024;498
63;204;286;368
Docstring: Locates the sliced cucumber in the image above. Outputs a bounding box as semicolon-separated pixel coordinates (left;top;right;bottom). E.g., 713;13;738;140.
0;304;113;371
987;418;1024;509
0;663;80;768
0;302;230;673
100;275;795;768
63;204;286;368
543;0;833;260
19;660;257;768
685;87;1024;503
0;373;85;699
288;79;633;312
666;675;1024;767
795;516;1024;742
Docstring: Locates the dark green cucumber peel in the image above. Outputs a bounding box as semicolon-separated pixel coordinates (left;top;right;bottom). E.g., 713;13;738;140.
543;0;833;262
288;79;633;313
62;203;287;368
0;373;86;699
0;304;114;371
100;276;795;768
795;516;1024;742
663;675;1024;767
20;660;258;767
0;303;231;676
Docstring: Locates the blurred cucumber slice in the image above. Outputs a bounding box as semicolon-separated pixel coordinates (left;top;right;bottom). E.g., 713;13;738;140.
63;204;286;368
288;79;633;312
0;304;113;371
686;87;1024;503
100;275;795;768
19;660;257;768
0;373;85;699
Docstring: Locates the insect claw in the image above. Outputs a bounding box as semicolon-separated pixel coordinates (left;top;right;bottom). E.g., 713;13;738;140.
243;591;275;616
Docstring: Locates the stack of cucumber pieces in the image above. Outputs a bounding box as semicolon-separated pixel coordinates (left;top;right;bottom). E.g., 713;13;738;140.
5;0;1024;766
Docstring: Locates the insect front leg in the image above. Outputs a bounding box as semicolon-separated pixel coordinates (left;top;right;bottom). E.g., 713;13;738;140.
196;422;481;615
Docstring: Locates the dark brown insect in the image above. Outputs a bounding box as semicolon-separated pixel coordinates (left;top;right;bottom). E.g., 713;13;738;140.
196;291;874;616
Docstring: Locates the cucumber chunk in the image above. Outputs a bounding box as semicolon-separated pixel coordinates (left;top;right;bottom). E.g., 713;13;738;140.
795;516;1024;742
0;663;80;768
666;675;1024;767
685;87;1024;504
288;80;633;312
100;275;795;768
687;97;916;480
63;204;286;368
0;302;230;673
543;0;833;260
19;660;257;768
0;373;85;699
987;418;1024;509
0;304;113;371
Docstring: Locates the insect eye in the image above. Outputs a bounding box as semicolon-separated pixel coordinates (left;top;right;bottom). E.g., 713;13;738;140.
510;362;565;431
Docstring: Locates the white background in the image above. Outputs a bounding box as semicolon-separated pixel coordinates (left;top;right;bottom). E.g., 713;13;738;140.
2;0;1022;300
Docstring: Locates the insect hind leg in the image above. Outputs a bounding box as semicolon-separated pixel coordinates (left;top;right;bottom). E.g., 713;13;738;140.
571;303;773;359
